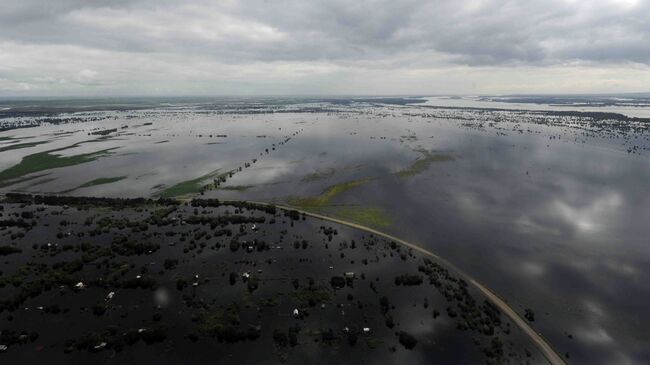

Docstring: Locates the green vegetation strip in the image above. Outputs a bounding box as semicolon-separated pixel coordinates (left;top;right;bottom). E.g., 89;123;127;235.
287;177;375;208
158;169;235;198
59;176;127;194
217;185;255;192
285;177;391;229
395;148;453;178
0;145;118;188
0;140;49;153
77;176;126;188
327;206;392;229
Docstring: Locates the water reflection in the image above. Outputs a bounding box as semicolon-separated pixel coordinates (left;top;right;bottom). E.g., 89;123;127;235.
1;101;649;363
222;114;650;363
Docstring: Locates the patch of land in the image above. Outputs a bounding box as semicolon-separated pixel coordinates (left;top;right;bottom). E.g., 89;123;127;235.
0;141;49;153
394;148;453;178
217;185;255;192
326;206;392;229
0;145;117;188
287;177;375;208
59;176;127;193
158;169;234;198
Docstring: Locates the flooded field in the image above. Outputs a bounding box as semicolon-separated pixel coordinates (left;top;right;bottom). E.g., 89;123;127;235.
1;97;650;363
0;195;541;364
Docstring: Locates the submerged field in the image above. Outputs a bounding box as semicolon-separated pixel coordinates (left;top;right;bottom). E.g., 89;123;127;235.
1;97;650;363
0;194;543;364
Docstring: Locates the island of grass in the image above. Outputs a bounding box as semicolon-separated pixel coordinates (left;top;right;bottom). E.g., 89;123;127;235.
394;148;453;178
158;174;212;198
287;177;375;208
285;177;392;228
0;144;118;188
59;176;127;193
0;140;49;153
327;206;392;229
158;169;235;198
217;185;255;192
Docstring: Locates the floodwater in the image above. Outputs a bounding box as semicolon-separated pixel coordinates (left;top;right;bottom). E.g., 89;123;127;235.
1;96;649;363
1;201;541;364
423;95;650;118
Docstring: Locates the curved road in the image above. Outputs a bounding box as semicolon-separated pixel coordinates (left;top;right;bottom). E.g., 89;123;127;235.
252;202;566;365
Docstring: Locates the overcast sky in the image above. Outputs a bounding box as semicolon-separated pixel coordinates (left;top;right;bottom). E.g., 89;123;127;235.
0;0;648;96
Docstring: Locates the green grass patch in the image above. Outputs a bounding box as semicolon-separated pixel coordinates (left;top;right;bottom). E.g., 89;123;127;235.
0;140;48;153
217;185;255;192
0;145;118;188
158;175;211;198
365;337;384;349
158;169;235;198
287;177;375;208
0;173;50;188
285;176;391;228
327;206;392;229
78;176;126;188
394;148;453;179
60;176;127;193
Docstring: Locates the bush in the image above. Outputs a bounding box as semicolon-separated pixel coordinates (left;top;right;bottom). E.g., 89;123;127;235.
163;259;178;270
524;308;535;322
0;246;22;256
273;329;288;347
330;276;345;289
394;274;423;286
398;331;417;350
